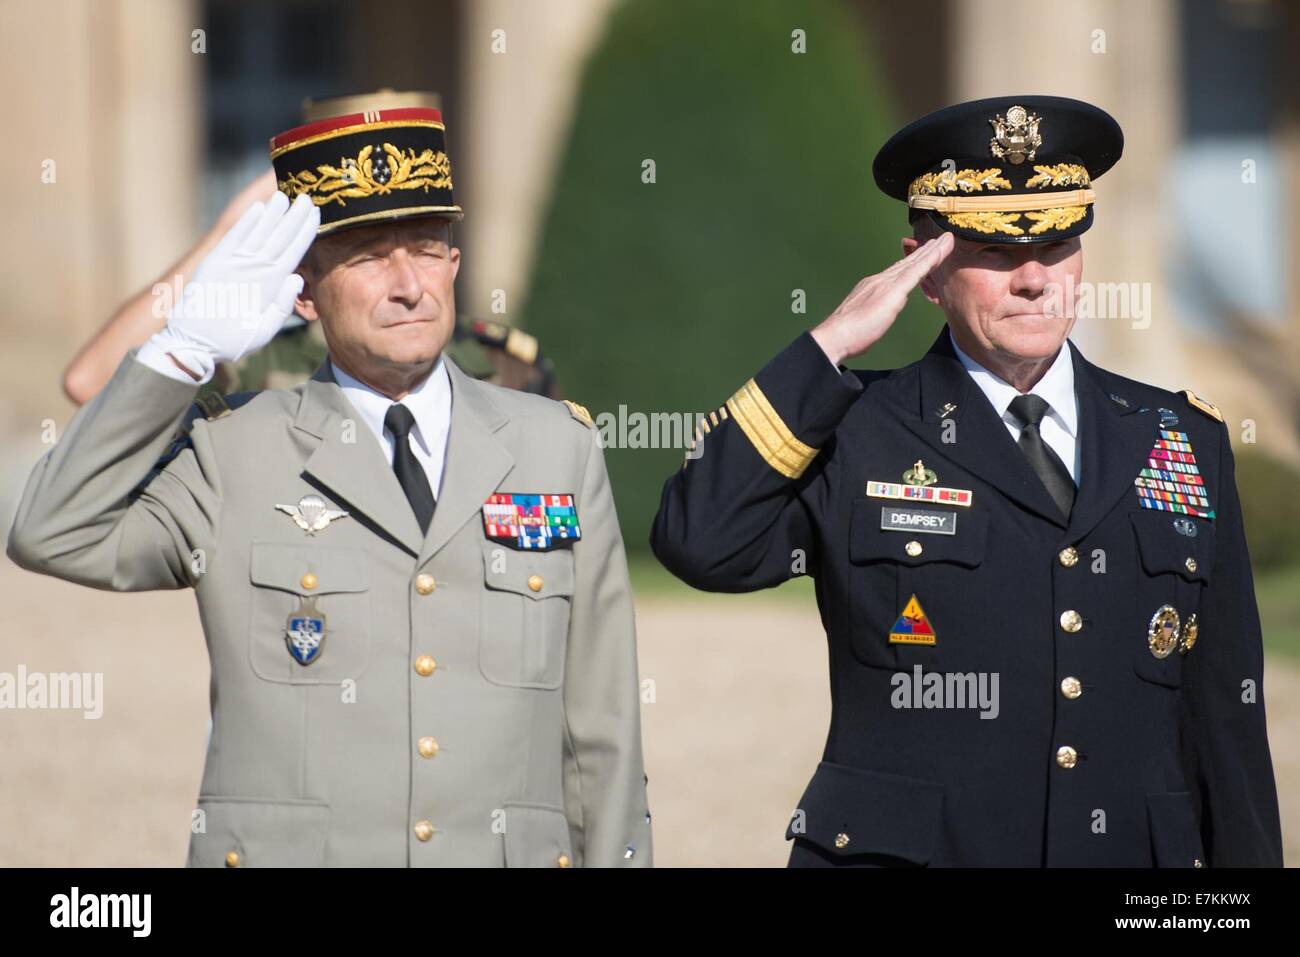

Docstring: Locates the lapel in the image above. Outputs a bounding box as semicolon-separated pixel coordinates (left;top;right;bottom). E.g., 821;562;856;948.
1063;346;1158;544
292;357;515;559
295;361;426;555
896;328;1069;528
417;359;514;565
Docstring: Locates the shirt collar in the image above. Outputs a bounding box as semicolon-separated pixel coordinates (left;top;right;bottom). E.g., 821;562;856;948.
329;355;451;454
947;326;1078;437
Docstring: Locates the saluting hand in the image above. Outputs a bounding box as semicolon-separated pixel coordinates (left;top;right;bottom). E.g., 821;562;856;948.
139;191;320;383
810;231;954;366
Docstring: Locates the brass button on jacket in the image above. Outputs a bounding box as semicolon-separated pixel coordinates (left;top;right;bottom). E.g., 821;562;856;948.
415;573;436;595
1056;746;1078;769
1058;546;1079;567
414;655;437;677
1059;610;1083;633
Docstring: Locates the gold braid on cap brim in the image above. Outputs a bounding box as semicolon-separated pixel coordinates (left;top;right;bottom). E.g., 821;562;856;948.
908;162;1094;236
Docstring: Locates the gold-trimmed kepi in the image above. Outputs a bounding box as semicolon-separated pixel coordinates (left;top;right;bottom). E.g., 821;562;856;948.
872;95;1123;243
270;95;462;236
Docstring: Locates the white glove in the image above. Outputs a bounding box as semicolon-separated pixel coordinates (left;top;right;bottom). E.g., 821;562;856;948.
137;191;320;384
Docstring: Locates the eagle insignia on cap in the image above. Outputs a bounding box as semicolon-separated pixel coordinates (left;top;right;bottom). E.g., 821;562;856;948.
989;105;1042;164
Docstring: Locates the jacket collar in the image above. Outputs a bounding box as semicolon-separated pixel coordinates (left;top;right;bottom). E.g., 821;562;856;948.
293;354;514;561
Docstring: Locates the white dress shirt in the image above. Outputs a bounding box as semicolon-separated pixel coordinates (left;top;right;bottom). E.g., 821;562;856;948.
330;356;453;498
948;327;1080;484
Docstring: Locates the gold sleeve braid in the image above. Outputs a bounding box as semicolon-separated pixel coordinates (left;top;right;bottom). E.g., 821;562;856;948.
724;378;820;479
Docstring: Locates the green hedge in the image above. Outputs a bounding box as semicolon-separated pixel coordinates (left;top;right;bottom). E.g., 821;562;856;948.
1235;448;1300;573
523;0;939;552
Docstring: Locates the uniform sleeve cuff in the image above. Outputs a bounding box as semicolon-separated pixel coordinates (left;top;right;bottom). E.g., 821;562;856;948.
723;332;863;479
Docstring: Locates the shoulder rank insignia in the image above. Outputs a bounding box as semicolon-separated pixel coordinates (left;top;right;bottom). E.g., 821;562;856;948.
562;399;593;427
275;494;350;535
194;392;232;421
1181;390;1223;423
483;493;581;549
1133;428;1214;519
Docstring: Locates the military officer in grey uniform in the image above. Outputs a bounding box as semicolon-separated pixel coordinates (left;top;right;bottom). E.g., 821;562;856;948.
9;104;651;867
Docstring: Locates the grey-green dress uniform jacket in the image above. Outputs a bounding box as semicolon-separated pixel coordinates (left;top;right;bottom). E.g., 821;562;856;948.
7;350;652;867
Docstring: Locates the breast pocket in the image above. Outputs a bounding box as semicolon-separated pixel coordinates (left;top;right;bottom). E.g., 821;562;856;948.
847;498;988;671
1129;511;1215;688
247;541;371;685
480;542;574;690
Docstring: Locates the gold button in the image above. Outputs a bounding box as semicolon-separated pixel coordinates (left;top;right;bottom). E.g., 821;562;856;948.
1060;677;1082;700
1185;557;1197;574
1056;746;1078;769
904;540;923;557
414;655;437;677
415;573;436;595
527;574;544;593
1193;858;1204;868
1058;546;1079;568
557;853;571;868
417;736;439;758
300;572;318;590
225;850;240;868
1059;610;1083;633
413;819;434;842
834;832;850;849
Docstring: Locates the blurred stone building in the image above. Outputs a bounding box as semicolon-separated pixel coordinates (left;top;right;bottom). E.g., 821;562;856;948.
0;0;1295;456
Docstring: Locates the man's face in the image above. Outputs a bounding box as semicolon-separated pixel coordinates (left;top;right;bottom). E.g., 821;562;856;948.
296;218;461;377
906;226;1083;363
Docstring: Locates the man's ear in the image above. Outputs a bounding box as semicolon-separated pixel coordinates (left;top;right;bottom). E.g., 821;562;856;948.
295;273;320;322
902;235;943;306
449;245;461;281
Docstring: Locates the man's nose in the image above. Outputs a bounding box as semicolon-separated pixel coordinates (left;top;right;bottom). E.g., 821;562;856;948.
1009;256;1051;297
386;251;423;305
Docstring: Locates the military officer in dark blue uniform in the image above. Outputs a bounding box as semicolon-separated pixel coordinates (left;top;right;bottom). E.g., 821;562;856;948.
650;95;1283;867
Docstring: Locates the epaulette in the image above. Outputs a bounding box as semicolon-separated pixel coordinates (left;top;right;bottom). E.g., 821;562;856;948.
1181;389;1223;423
562;399;593;428
472;319;539;366
152;390;258;474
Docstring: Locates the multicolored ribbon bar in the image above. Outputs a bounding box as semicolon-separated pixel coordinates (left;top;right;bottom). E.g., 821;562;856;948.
866;480;973;508
1134;430;1214;519
482;493;582;548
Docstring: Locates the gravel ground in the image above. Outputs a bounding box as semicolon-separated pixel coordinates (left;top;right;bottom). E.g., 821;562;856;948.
0;560;1294;867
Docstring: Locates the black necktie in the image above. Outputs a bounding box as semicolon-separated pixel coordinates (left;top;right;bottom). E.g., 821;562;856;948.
384;403;435;535
1007;394;1075;520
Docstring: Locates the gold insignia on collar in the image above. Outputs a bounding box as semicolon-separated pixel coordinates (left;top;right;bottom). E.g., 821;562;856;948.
989;105;1042;165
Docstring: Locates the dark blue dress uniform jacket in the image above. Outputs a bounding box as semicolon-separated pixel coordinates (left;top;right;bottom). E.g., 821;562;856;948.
650;327;1283;867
